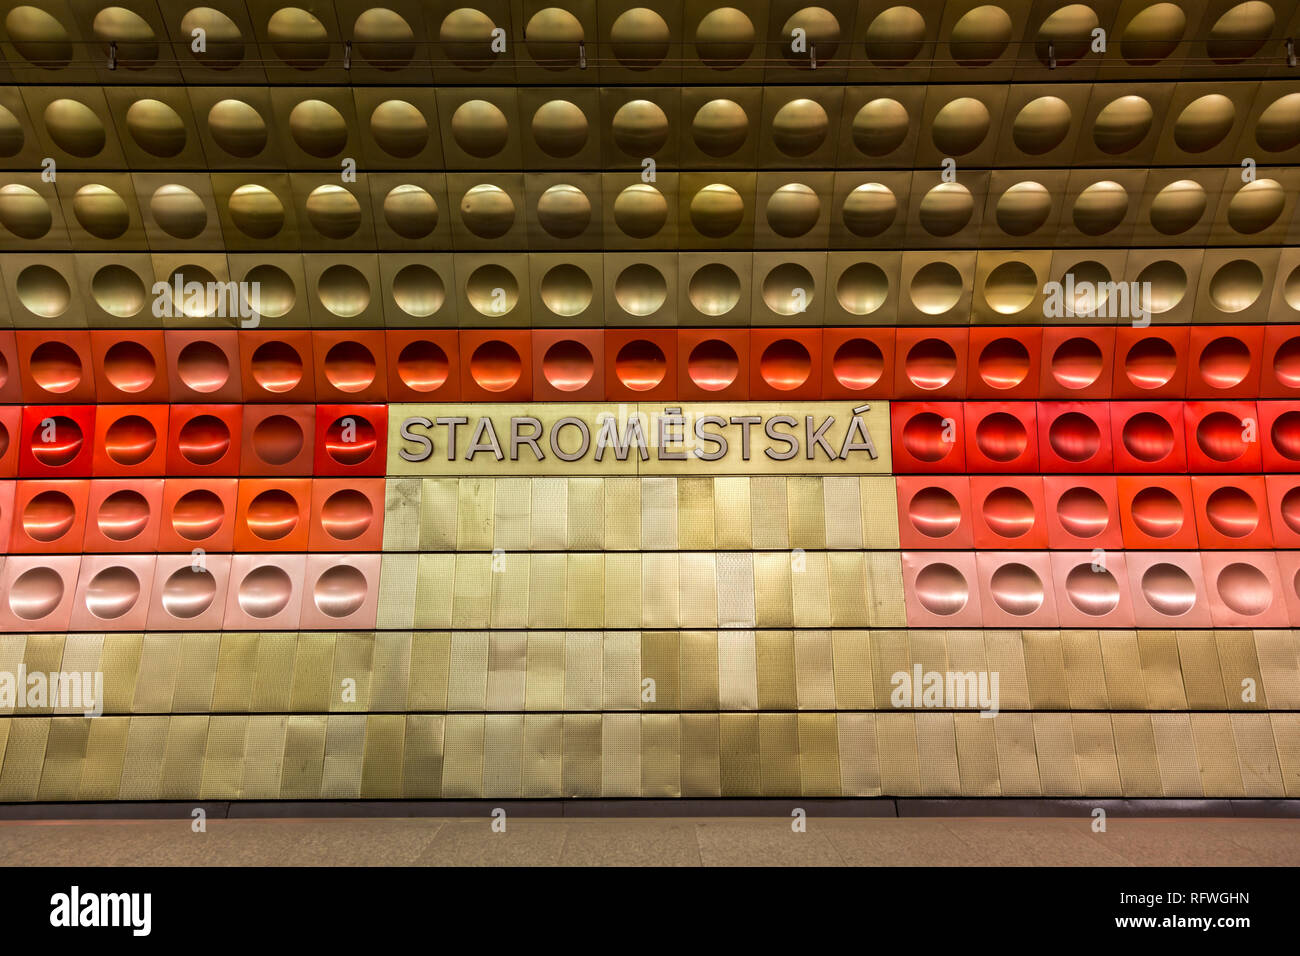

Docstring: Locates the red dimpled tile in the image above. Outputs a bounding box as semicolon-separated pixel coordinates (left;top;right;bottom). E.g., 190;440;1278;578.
235;478;312;552
83;478;163;553
1117;475;1198;549
1201;551;1288;628
1125;551;1212;628
240;404;316;476
1039;327;1114;400
223;553;306;630
165;405;242;477
309;478;385;552
460;330;533;403
312;330;388;402
890;402;965;474
967;327;1043;400
901;551;983;627
821;328;894;400
895;475;973;549
0;406;22;477
534;329;605;402
1042;476;1123;550
1112;326;1189;400
10;480;89;553
0;331;22;404
0;481;13;553
1050;550;1136;628
314;405;387;476
893;328;967;400
238;330;316;403
1262;326;1300;398
605;329;678;402
386;330;460;401
677;330;750;401
158;478;237;552
19;405;96;478
975;551;1059;628
91;331;169;403
1190;475;1272;550
0;555;80;632
1187;326;1264;400
750;329;822;400
146;553;231;631
1184;401;1261;474
1258;401;1300;473
16;330;95;403
68;554;157;631
969;476;1047;549
92;405;169;477
299;553;381;629
165;330;242;402
1110;401;1186;473
964;402;1039;473
1265;475;1300;548
1037;402;1113;473
1274;551;1300;624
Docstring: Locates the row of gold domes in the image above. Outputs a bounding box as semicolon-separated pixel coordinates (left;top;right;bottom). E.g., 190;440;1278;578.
2;2;1288;74
4;83;1299;167
2;171;1295;248
5;249;1297;324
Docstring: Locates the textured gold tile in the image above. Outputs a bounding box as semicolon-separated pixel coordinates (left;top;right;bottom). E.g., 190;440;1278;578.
877;713;921;796
79;716;130;801
993;714;1041;797
1024;630;1070;710
954;713;1000;797
378;554;419;629
442;714;486;798
1071;713;1122;797
1033;713;1080;796
562;714;602;798
836;713;881;796
521;713;563;798
719;713;761;797
37;717;89;802
361;714;407;799
240;715;287;799
280;715;326;800
1254;630;1300;710
0;717;48;802
1175;630;1227;710
158;715;208;799
791;551;831;627
565;631;603;711
916;712;961;797
173;634;219;714
603;553;642;628
528;553;566;628
525;632;565;712
1216;630;1268;710
1151;713;1203;798
679;552;718;627
290;634;336;713
755;630;797;710
371;632;413;712
677;477;716;550
492;477;531;551
483;713;524;798
1138;630;1188;710
680;630;720;711
331;633;376;712
1189;713;1244;798
447;632;489;712
1061;630;1109;710
1231;714;1285;797
403;715;445;799
1100;631;1147;709
1112;714;1163;797
713;477;752;550
211;634;258;713
641;631;681;711
602;631;641;710
798;712;841;797
642;714;681;798
602;713;642;797
321;715;365;799
1270;714;1300;799
119;716;167;801
567;478;604;550
485;632;527;712
566;552;605;628
681;714;721;797
251;634;296;713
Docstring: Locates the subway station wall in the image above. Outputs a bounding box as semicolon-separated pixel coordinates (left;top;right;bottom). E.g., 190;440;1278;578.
2;0;1300;801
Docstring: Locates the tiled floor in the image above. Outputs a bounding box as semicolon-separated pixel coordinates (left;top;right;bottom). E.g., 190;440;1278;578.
2;816;1297;866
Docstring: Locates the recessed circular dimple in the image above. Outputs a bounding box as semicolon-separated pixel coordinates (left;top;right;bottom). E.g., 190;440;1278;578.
541;339;594;391
171;489;224;542
841;183;897;237
17;265;71;319
1198;336;1251;390
1065;564;1120;616
975;412;1027;462
989;563;1044;616
688;263;741;316
320;489;373;542
317;264;370;319
392;264;444;319
978;338;1030;390
1056;486;1109;538
1124;337;1178;389
536;184;591;239
902;412;952;463
1207;1;1274;63
611;99;669;156
162;567;216;619
6;6;73;67
1123;412;1175;462
84;566;140;621
125;99;186;157
207;99;267;157
761;263;815;316
995;181;1051;236
268;7;329;68
470;340;521;392
614;264;667;318
246;273;292;323
9;567;64;620
97;489;150;542
238;565;293;618
526;6;585;69
228;184;284;239
1140;562;1196;616
759;339;812;391
251;341;303;393
694;6;755;68
0;184;52;239
91;6;157;67
23;490;76;542
178;414;230;466
909;486;962;538
353;7;416;69
852;98;909;156
1205;485;1258;538
613;184;667;239
1121;2;1186;63
1228;179;1285;234
1094;95;1153;154
687;339;739;391
1209;259;1264;313
323;341;376;394
782;6;841;65
1149;179;1207;235
931;97;990;155
832;338;884;390
1072;181;1129;235
383;184;437;239
1217;562;1271;615
325;415;377;466
919;182;974;237
1196;410;1248;462
1136;260;1187;314
104;414;157;466
181;7;244;69
532;99;588;157
1282;486;1300;533
692;98;749;156
690;183;745;238
150;184;207;239
314;564;368;618
439;7;498;68
983;261;1037;314
1256;93;1300;152
1174;94;1235;153
772;98;828;157
466;264;518;316
615;339;667;392
909;262;963;315
1050;337;1103;390
982;486;1035;538
252;414;304;466
305;184;361;239
950;4;1013;64
1048;412;1101;463
540;264;593;318
1013;96;1072;155
914;562;970;616
610;8;670;69
836;262;888;316
73;184;130;240
459;183;515;238
1272;411;1300;460
1131;486;1184;537
44;98;105;157
288;100;347;157
177;340;229;394
1274;336;1300;387
865;5;926;66
1036;3;1099;65
246;489;299;541
30;341;82;393
396;340;449;392
904;338;956;391
766;183;821;238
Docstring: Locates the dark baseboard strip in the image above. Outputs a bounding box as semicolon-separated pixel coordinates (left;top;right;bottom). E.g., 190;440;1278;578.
1;798;1298;821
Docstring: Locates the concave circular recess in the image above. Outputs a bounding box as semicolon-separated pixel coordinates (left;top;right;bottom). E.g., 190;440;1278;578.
542;340;595;392
1124;337;1177;390
103;341;156;394
323;340;377;393
904;338;956;390
1205;485;1258;538
9;567;64;621
687;340;739;391
1273;337;1300;388
1050;337;1103;390
759;339;812;391
1198;336;1250;390
246;489;299;541
1056;486;1110;538
989;562;1044;616
324;416;377;466
615;340;667;392
1131;487;1183;538
614;264;667;317
171;490;224;542
1122;412;1175;462
908;486;962;539
252;415;304;466
1216;562;1271;616
177;340;229;394
161;567;216;619
981;486;1034;538
397;340;449;392
1196;410;1247;462
314;564;368;618
30;342;81;394
1271;411;1300;461
391;266;444;320
23;490;76;543
914;562;969;616
177;414;230;465
469;341;521;392
104;414;157;465
250;341;303;393
1140;562;1196;616
831;338;884;390
901;412;952;463
1065;564;1120;616
1281;486;1300;533
1048;413;1100;463
835;262;888;315
238;565;293;618
97;489;150;542
977;338;1030;389
30;416;83;467
84;566;140;621
320;489;373;542
974;412;1027;462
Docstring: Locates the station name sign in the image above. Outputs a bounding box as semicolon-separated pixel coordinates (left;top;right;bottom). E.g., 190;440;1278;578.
387;402;893;476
